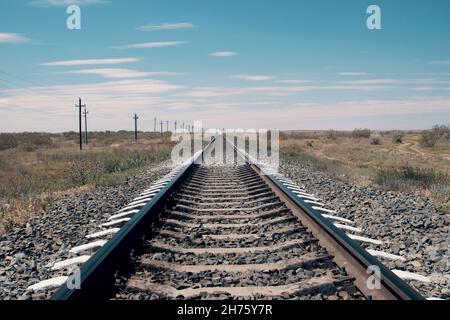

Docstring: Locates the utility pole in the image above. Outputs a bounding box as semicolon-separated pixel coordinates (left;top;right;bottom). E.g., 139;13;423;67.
133;114;139;141
154;117;157;133
174;121;177;132
182;122;185;131
83;108;89;145
75;98;86;151
160;120;163;136
166;120;169;132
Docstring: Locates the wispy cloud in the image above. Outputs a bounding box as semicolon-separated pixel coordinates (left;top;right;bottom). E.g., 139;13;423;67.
429;60;450;66
64;68;182;79
40;58;140;66
232;75;273;81
210;51;238;57
340;79;399;85
0;79;184;115
291;98;450;119
275;79;313;84
0;78;186;132
339;78;450;85
0;33;31;44
178;84;389;98
339;72;370;76
30;0;108;6
113;41;188;50
137;22;195;32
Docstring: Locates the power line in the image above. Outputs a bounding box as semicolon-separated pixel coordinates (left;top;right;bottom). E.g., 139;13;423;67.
0;68;43;87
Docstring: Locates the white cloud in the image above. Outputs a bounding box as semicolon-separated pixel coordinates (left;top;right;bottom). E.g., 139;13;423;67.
30;0;108;6
40;58;140;67
0;33;31;44
113;41;188;49
137;22;195;32
232;75;273;81
429;60;450;65
0;79;184;116
2;79;183;98
64;68;183;79
275;80;313;84
412;87;450;91
339;72;370;76
339;78;450;85
290;98;450;119
340;79;399;85
210;51;238;57
2;77;449;131
0;78;188;132
179;84;388;98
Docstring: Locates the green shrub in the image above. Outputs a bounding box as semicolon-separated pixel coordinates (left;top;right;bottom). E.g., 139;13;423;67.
370;135;382;145
392;132;403;144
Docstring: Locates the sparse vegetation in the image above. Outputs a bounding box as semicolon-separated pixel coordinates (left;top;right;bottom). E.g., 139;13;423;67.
281;128;450;209
370;134;382;145
352;128;371;138
325;130;338;140
0;132;175;234
420;125;449;147
0;133;19;151
0;132;54;152
392;132;403;144
374;166;449;198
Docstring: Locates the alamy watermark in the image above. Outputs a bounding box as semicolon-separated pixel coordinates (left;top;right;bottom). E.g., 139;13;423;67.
64;4;380;31
170;122;280;175
66;266;81;290
66;5;81;30
367;5;382;30
366;265;382;290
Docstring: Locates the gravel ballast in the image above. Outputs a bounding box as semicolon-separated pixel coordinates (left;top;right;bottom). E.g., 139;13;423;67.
0;157;448;300
0;161;173;300
280;159;449;299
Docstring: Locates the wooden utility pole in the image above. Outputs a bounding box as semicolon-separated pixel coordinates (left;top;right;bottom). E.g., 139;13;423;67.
83;108;89;145
133;114;139;141
160;120;163;136
174;121;177;132
166;120;169;132
75;98;86;150
154;117;157;133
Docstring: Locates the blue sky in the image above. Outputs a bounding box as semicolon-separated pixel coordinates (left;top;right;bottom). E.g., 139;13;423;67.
1;0;450;132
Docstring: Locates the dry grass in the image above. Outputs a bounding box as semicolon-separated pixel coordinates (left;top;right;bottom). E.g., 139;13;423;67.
281;127;450;209
0;132;175;234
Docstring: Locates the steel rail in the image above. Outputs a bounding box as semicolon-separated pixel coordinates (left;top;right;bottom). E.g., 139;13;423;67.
52;134;424;300
228;135;424;300
51;138;216;300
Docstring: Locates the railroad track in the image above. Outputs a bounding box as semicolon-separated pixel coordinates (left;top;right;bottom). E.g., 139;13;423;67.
28;135;426;300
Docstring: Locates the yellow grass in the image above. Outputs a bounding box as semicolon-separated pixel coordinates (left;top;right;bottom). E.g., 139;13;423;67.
281;129;450;210
0;132;175;234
